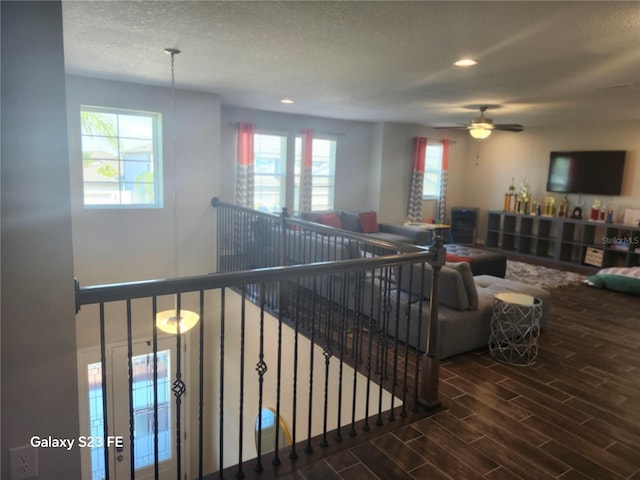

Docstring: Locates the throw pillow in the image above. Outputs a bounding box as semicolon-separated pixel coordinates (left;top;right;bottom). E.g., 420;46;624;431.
359;211;380;233
585;266;640;295
318;212;343;229
339;211;364;232
446;253;474;265
301;210;334;224
446;261;479;310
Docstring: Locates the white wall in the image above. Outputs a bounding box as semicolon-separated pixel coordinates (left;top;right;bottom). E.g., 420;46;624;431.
1;2;81;478
67;76;221;288
374;123;469;224
67;75;222;346
459;121;640;242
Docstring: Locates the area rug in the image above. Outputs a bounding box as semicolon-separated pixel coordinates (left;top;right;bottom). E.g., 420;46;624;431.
505;260;586;290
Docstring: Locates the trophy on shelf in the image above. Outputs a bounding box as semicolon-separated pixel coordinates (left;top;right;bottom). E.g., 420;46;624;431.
515;177;531;214
543;196;556;216
503;178;516;212
558;195;569;218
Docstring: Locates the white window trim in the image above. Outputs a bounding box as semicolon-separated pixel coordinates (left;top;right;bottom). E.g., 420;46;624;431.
81;106;163;209
422;142;444;200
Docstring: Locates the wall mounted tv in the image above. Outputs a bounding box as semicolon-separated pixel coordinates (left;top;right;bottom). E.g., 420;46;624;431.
546;150;626;195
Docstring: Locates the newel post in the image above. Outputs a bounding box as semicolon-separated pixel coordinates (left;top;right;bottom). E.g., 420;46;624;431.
420;236;445;409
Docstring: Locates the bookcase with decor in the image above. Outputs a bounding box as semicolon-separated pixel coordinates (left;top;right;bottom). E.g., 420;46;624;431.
485;210;640;270
485;212;557;259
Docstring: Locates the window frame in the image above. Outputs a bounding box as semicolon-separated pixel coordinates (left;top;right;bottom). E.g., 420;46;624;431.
250;129;338;214
80;105;163;209
422;142;444;200
252;130;289;212
293;135;338;213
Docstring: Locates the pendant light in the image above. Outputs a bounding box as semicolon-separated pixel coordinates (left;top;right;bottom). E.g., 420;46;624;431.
156;48;199;335
156;306;199;334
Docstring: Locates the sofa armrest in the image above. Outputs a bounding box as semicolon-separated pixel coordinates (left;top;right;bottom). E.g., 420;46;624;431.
379;223;430;245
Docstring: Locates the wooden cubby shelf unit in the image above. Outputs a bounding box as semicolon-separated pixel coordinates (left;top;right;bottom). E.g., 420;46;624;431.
485;210;640;270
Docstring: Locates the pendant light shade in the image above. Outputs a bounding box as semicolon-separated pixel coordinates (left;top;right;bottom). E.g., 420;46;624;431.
156;308;200;334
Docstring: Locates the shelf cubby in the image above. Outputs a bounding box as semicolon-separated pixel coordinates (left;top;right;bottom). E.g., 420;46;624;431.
484;211;640;270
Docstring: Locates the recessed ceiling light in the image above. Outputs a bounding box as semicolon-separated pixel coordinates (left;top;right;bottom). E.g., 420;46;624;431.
454;58;478;67
281;98;294;104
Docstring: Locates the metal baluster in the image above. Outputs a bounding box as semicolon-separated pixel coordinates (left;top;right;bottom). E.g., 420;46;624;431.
174;295;185;480
237;286;246;479
255;286;267;473
126;299;135;479
388;269;402;422
152;297;159;480
198;290;205;480
401;264;414;417
273;281;283;466
219;288;226;478
334;270;346;443
349;267;364;437
412;263;426;412
376;267;391;427
305;275;317;454
320;271;333;448
289;278;300;461
362;266;376;433
99;303;110;480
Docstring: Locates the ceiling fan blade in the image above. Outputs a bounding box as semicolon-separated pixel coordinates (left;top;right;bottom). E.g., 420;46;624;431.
494;124;524;132
434;125;469;130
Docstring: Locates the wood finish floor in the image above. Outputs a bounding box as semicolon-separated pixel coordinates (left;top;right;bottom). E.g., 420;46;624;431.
287;282;640;480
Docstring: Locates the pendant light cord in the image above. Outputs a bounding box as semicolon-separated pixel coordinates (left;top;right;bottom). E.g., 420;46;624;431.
165;48;180;279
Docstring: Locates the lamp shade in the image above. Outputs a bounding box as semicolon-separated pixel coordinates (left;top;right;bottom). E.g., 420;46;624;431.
156;309;199;334
469;123;493;140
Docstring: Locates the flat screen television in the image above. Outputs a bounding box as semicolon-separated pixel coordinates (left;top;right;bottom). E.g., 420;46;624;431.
546;150;626;195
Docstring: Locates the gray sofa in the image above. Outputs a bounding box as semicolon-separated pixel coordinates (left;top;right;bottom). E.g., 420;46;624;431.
388;261;551;359
282;226;549;359
299;210;430;245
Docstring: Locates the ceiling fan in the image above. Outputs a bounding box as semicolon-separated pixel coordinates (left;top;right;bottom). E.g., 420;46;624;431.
438;105;524;140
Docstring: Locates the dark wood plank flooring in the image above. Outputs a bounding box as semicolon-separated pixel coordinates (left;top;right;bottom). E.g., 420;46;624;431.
291;283;640;480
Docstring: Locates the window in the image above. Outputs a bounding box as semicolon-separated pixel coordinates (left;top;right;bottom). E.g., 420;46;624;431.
81;107;162;207
83;349;173;480
251;131;337;213
422;143;444;199
253;133;287;212
294;137;337;212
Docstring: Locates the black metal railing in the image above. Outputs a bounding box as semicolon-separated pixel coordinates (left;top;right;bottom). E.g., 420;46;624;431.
74;200;445;480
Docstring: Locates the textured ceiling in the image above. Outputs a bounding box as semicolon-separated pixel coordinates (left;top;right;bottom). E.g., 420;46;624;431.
62;1;640;128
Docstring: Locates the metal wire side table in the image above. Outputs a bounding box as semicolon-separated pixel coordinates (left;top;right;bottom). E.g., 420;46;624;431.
489;292;542;366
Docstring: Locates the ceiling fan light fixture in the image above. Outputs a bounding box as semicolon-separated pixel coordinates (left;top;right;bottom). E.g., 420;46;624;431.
469;124;493;139
454;58;477;67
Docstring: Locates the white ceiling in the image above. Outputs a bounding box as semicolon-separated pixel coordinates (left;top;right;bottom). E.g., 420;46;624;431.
62;1;640;129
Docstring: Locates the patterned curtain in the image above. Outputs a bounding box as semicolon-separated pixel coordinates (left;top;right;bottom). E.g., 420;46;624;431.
407;137;427;222
438;138;450;223
235;123;255;208
299;129;313;212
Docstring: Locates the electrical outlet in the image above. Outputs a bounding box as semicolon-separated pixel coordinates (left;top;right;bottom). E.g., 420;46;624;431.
9;445;38;479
